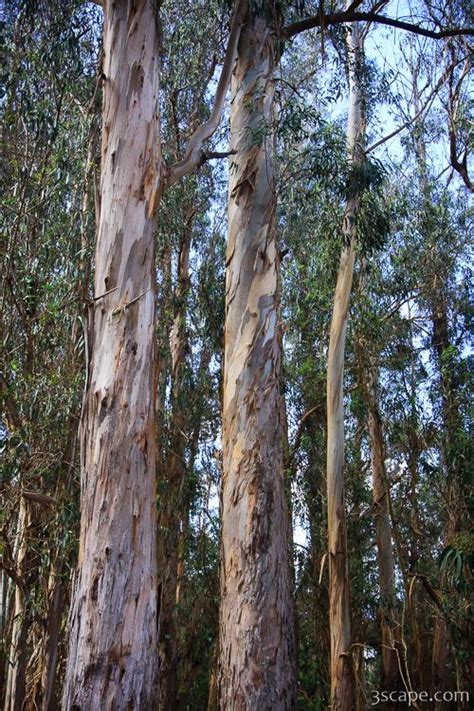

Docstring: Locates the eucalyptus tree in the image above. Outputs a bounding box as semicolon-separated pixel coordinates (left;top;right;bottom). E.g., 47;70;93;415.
353;286;404;696
62;0;247;706
407;76;473;695
324;12;365;707
218;2;297;705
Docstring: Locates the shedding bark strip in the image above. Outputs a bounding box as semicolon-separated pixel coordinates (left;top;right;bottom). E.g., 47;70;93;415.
218;13;296;709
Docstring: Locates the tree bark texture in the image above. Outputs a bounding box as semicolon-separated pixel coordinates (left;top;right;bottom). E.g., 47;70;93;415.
62;1;162;707
218;14;296;710
326;12;364;710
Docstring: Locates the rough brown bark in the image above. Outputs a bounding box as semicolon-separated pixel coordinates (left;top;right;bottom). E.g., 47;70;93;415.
62;2;162;706
218;12;296;709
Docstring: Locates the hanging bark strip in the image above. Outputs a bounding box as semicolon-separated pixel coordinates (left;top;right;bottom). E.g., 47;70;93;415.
326;11;364;710
218;11;296;709
62;1;247;706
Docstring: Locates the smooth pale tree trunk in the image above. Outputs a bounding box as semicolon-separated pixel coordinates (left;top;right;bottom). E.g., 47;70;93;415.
326;14;363;710
62;2;162;706
218;13;296;709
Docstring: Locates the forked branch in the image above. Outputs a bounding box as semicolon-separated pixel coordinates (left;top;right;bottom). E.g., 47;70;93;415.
167;0;248;185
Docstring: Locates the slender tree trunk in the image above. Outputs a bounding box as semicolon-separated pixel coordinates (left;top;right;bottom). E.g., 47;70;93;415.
362;363;402;693
218;12;296;708
353;644;367;711
0;570;9;705
411;65;464;698
62;2;162;706
4;497;31;711
325;13;363;710
40;564;64;711
158;209;194;711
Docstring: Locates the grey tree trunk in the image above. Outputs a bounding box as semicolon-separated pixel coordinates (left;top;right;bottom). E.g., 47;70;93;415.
218;12;296;710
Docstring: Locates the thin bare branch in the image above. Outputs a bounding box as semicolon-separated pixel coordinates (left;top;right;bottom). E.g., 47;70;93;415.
365;57;463;154
167;0;248;186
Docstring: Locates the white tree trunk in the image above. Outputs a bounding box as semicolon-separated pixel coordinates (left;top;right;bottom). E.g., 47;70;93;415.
218;13;296;709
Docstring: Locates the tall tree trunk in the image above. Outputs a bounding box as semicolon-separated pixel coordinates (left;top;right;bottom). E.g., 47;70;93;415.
218;12;296;708
62;2;162;706
361;361;402;693
326;11;364;709
40;571;64;711
4;497;31;711
411;66;465;699
158;208;194;710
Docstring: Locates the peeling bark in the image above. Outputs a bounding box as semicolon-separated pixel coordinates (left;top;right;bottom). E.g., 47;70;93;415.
218;12;296;709
61;0;246;703
62;2;162;706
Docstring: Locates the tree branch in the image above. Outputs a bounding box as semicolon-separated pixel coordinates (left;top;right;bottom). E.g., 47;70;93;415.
365;57;463;154
284;11;474;40
166;0;248;186
200;149;236;165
